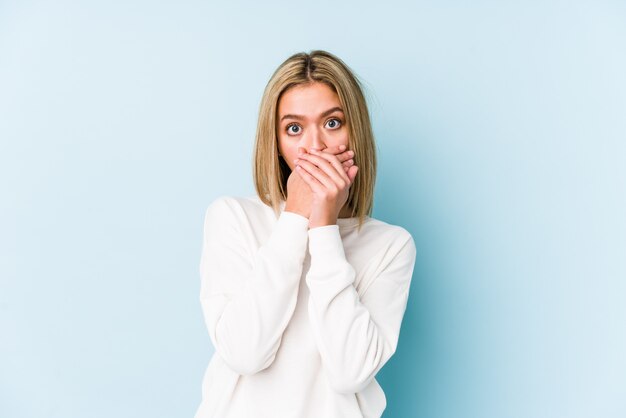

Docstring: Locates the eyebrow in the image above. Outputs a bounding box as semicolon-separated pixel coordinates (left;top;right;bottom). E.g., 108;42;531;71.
280;106;344;122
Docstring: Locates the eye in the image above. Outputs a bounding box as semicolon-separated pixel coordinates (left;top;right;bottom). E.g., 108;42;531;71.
286;123;301;135
325;118;342;129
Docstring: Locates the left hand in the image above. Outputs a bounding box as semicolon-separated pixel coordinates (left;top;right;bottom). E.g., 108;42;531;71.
294;147;359;228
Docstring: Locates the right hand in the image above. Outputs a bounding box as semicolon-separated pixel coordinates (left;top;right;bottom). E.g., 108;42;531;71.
284;145;355;219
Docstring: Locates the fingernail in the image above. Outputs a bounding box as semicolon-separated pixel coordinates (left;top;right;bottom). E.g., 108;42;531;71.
339;145;346;151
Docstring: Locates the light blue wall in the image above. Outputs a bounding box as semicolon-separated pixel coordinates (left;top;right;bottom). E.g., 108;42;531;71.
1;1;624;417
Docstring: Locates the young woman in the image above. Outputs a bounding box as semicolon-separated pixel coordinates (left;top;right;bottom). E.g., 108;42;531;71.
194;50;417;418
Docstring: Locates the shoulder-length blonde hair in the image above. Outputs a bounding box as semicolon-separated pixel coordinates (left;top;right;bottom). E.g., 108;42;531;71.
252;49;377;231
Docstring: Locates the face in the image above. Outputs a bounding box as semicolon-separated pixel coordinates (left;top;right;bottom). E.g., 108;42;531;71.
276;82;349;171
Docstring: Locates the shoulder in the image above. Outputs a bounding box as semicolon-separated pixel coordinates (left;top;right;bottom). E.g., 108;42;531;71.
362;217;414;246
204;194;262;215
203;194;273;226
359;217;416;261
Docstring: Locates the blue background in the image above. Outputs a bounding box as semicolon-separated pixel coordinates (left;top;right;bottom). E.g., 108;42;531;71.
1;1;624;417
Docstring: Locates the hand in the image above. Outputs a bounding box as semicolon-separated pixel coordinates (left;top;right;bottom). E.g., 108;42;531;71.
293;147;359;228
285;145;355;219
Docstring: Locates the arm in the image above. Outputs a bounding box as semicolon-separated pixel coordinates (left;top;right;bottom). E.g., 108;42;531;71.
199;197;309;375
305;225;417;394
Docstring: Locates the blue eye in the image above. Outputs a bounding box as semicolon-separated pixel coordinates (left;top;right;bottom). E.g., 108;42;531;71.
326;118;342;129
286;124;301;135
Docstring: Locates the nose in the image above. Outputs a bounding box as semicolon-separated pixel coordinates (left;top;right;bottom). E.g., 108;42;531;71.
299;126;326;151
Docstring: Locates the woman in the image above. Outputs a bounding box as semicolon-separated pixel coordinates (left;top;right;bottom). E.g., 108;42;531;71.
194;50;417;418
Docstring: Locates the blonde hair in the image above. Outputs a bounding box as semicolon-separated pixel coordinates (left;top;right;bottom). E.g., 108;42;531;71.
252;50;377;231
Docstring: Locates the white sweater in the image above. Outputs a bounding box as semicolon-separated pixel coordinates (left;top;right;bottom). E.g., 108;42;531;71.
194;195;417;418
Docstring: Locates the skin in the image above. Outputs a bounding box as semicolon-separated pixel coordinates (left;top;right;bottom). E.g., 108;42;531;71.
277;82;359;229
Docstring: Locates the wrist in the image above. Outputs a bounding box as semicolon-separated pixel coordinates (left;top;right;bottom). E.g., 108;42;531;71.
284;203;309;219
308;215;337;229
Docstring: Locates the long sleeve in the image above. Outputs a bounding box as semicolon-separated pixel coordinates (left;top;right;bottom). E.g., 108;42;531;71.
199;196;309;375
305;225;417;394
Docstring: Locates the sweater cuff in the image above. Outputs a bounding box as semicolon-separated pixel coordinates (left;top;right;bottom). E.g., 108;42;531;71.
307;224;346;262
267;210;310;256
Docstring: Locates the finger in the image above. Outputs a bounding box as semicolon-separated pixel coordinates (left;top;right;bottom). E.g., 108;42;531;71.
336;149;355;163
331;149;355;163
296;153;348;190
302;146;353;163
295;158;337;190
316;145;354;163
347;165;359;183
295;164;325;193
299;149;348;179
320;144;347;155
307;149;351;184
298;149;353;176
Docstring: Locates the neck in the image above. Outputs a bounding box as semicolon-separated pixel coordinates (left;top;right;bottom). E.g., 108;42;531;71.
338;203;355;219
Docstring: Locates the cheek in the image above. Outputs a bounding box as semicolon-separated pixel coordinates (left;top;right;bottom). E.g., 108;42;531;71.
278;139;297;166
277;136;289;155
337;127;349;142
285;149;299;167
336;131;349;148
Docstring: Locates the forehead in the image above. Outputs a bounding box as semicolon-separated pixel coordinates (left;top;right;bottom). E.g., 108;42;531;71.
278;82;340;114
